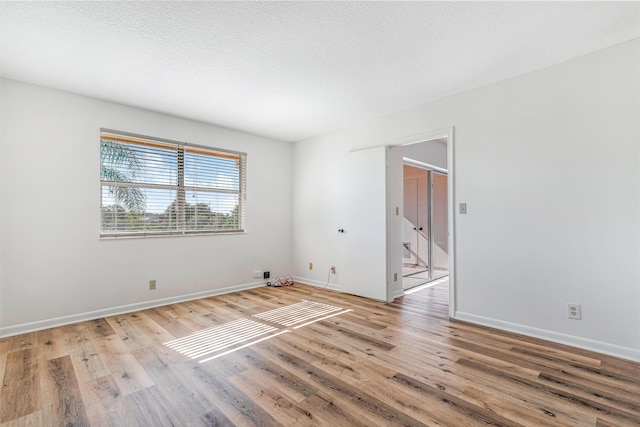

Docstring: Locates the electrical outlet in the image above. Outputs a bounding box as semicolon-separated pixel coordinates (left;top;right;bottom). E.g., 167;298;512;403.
459;203;467;214
330;266;336;274
149;280;156;290
567;303;581;320
309;262;313;270
263;271;270;280
394;272;398;282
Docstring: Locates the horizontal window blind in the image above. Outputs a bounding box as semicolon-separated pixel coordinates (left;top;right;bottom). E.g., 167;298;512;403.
100;129;246;237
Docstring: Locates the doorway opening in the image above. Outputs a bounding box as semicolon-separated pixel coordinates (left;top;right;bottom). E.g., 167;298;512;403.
401;147;449;291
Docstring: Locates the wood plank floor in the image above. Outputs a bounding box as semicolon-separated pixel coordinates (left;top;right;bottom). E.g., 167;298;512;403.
1;281;638;426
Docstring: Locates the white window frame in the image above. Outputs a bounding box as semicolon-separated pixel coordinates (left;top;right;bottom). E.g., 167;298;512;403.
100;129;246;238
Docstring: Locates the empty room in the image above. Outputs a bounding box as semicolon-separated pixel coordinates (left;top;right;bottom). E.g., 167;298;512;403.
0;2;639;426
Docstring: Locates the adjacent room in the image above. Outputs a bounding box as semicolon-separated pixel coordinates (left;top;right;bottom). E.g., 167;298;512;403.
1;2;639;426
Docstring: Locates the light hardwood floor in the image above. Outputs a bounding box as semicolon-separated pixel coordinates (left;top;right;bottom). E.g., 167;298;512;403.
1;282;638;426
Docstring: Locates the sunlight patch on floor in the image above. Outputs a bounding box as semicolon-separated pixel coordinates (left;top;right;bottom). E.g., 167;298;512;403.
198;330;291;363
252;300;344;327
163;318;278;359
164;299;350;362
292;309;353;329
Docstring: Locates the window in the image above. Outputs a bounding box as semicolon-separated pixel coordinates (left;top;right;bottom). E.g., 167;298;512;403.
100;129;246;237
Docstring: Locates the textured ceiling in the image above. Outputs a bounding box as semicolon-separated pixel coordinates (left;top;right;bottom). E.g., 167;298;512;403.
1;2;639;142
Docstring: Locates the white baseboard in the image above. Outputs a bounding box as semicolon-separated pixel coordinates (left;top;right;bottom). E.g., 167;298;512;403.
455;311;640;362
293;276;339;291
0;281;266;338
8;281;635;363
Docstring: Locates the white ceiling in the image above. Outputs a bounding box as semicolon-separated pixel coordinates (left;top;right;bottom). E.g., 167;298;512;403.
1;2;639;142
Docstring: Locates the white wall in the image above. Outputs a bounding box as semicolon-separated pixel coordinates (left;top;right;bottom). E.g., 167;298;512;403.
293;39;640;360
0;78;293;335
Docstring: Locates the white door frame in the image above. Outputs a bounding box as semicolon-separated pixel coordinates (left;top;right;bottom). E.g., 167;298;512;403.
386;127;456;318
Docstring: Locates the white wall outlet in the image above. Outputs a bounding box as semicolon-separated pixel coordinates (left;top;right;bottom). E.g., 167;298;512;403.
567;303;582;320
330;266;336;274
149;280;156;290
253;270;262;278
459;203;467;214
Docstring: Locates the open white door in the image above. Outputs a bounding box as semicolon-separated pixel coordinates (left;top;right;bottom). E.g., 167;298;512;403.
335;146;388;301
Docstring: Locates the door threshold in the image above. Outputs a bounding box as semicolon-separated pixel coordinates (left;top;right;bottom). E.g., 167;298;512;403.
404;276;449;294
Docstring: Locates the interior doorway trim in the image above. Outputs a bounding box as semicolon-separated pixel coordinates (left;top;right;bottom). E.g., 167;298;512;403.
387;127;456;318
